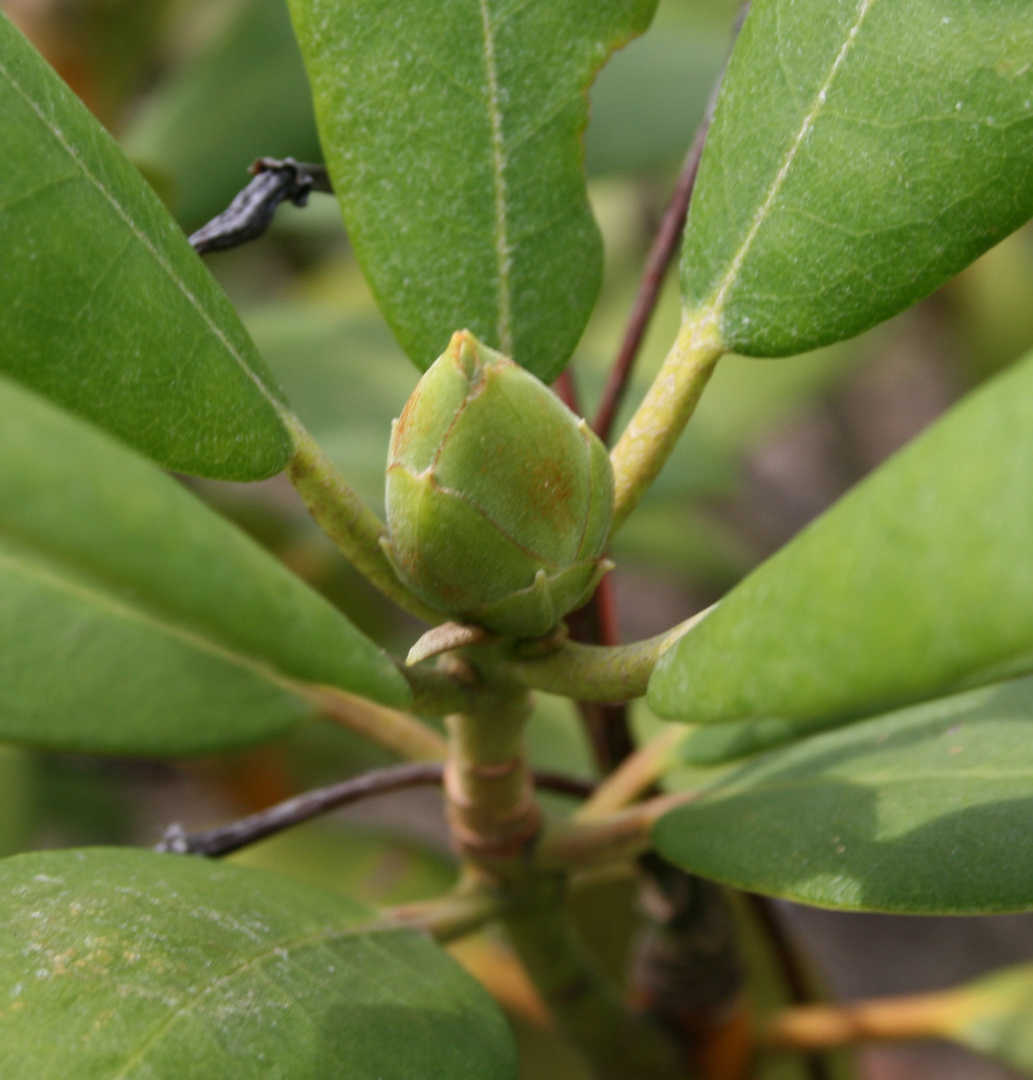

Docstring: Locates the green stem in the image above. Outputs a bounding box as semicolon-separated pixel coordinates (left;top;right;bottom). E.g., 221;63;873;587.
384;883;508;944
300;684;448;760
285;424;442;623
444;691;539;867
538;793;698;872
505;612;707;701
504;875;687;1080
609;315;724;536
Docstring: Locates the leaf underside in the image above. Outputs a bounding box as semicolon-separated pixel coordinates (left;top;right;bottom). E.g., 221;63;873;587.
0;12;293;480
288;0;657;382
0;848;517;1079
682;0;1033;355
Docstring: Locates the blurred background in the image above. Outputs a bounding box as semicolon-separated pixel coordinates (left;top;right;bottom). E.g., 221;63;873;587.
3;0;1033;1075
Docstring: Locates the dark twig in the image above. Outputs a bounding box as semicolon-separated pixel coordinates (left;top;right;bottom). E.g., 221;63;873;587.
157;763;595;858
188;157;333;255
592;8;745;446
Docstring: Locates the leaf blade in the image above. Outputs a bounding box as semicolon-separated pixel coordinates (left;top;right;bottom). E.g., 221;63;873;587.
0;848;517;1079
650;345;1033;731
0;376;408;755
289;0;656;382
682;0;1033;354
655;674;1033;913
0;12;293;480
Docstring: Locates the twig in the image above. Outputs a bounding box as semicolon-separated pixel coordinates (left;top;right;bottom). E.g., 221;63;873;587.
189;158;333;254
156;763;595;858
592;15;737;446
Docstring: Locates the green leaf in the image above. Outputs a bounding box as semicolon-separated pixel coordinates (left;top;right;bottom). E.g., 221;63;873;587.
0;12;294;480
655;673;1033;913
288;0;657;382
0;377;408;756
649;345;1033;731
682;0;1033;355
0;848;517;1079
123;0;323;230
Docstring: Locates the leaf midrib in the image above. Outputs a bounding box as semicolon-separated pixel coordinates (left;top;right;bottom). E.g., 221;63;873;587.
477;0;513;354
0;537;301;696
700;0;876;323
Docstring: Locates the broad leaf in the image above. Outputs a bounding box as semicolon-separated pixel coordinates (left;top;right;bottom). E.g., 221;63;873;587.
682;0;1033;355
0;848;517;1079
0;377;408;756
650;345;1033;730
124;0;322;229
288;0;657;382
655;674;1033;913
0;12;294;480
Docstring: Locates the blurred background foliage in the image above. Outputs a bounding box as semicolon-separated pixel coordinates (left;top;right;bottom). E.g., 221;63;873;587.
3;0;1033;1076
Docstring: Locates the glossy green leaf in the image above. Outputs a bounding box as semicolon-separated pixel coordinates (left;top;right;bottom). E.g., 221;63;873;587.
0;376;408;756
0;848;517;1079
682;0;1033;355
650;345;1033;730
655;674;1033;913
288;0;656;382
0;12;294;480
124;0;323;229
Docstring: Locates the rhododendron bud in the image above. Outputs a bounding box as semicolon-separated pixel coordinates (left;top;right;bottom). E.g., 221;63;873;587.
384;330;614;638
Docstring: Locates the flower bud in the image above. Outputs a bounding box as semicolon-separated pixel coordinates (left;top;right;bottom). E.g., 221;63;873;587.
384;330;614;638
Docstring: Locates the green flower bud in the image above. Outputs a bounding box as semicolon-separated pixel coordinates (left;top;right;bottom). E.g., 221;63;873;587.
384;330;614;638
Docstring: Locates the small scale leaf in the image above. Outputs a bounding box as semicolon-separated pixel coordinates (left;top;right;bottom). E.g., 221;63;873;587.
289;0;657;382
0;377;408;756
0;848;517;1079
682;0;1033;355
655;674;1033;913
0;12;294;480
650;345;1033;731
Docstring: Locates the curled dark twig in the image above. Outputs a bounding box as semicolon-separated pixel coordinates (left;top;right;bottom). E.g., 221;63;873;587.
157;763;594;858
188;157;333;255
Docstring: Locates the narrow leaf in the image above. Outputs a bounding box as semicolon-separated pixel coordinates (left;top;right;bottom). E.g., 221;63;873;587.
0;377;408;756
0;848;517;1079
655;674;1033;913
650;345;1033;730
682;0;1033;355
0;12;294;480
288;0;657;382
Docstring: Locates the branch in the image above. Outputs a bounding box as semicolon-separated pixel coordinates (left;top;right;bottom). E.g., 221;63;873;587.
762;992;958;1052
301;684;448;761
189;157;332;254
593;4;746;446
537;792;699;872
506;609;708;702
592;83;720;445
156;763;594;858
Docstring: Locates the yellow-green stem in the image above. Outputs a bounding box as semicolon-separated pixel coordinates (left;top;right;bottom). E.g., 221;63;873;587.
444;690;539;867
301;684;447;761
609;315;724;536
285;424;442;623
